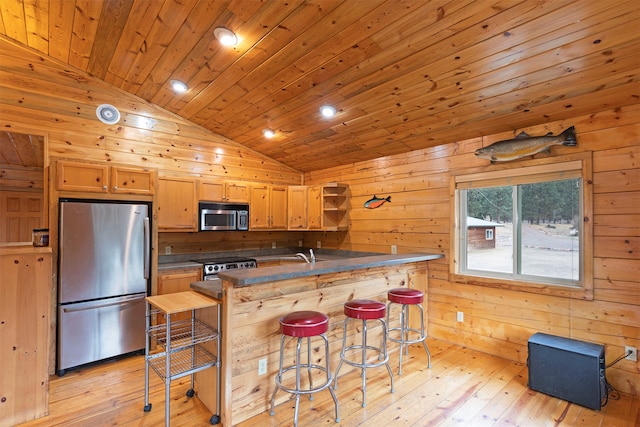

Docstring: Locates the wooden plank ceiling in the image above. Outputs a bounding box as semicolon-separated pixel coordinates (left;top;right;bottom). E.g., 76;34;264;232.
0;0;638;172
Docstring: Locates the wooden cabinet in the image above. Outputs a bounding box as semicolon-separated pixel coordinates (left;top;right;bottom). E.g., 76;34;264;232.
198;179;250;203
307;185;322;230
250;184;287;230
287;186;307;230
0;247;52;426
156;267;202;322
288;183;349;231
157;177;197;231
56;161;154;195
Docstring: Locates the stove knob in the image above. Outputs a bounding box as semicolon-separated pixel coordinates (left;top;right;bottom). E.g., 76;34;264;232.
213;265;219;271
206;266;213;273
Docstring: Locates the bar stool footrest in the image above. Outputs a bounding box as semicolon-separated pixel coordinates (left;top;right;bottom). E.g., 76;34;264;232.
387;326;427;345
340;345;389;369
274;364;334;395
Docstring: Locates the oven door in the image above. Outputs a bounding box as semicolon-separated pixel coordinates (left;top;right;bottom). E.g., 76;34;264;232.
200;208;237;231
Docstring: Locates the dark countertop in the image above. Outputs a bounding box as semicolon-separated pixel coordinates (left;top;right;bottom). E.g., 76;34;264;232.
191;279;222;300
216;253;443;286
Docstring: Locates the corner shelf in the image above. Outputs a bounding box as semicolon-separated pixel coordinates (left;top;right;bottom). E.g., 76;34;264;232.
322;183;349;230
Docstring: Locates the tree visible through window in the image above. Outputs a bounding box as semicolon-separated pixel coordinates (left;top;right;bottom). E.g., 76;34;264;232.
454;158;591;292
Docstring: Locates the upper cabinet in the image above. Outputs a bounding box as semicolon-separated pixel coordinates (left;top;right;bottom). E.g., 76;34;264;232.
57;161;154;195
287;186;307;230
198;179;250;203
157;176;197;232
250;184;287;230
287;183;349;231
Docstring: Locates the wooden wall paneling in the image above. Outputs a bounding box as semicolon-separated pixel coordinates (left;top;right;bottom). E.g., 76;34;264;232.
304;105;640;396
0;248;52;427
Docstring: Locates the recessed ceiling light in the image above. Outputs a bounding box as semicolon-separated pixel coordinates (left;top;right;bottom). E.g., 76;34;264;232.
170;79;188;93
214;27;238;46
263;129;275;138
320;105;336;118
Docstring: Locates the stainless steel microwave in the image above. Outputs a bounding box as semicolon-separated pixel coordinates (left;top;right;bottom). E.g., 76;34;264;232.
199;202;249;231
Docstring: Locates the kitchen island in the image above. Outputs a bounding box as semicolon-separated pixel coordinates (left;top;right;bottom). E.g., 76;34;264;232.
191;252;443;426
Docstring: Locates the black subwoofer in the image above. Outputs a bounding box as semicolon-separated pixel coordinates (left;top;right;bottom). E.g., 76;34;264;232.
527;333;606;410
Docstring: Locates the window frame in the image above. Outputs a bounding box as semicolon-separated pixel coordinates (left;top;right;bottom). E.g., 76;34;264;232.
450;153;593;300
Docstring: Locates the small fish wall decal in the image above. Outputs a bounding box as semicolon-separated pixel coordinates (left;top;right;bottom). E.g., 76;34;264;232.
364;195;391;209
475;126;577;164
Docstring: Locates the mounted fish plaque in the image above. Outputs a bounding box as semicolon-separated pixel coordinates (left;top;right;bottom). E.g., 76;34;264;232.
364;195;391;209
475;126;577;164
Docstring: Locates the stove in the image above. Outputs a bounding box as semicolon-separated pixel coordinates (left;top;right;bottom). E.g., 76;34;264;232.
193;257;258;280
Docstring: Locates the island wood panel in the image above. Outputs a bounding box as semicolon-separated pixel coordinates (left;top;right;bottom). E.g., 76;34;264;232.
219;263;428;425
302;105;640;396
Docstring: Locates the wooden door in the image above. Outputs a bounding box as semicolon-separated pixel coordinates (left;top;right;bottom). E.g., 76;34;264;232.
249;185;270;229
0;191;44;243
157;177;197;231
270;185;288;230
287;186;307;230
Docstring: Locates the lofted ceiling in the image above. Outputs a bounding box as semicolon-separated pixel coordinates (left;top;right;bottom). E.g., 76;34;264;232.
0;0;638;172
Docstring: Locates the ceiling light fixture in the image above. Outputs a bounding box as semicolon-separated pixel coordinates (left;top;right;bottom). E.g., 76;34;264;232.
170;79;189;93
214;27;238;47
262;129;275;138
320;105;336;118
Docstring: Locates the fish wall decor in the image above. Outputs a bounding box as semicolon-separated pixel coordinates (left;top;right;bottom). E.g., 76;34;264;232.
474;126;577;164
364;195;391;209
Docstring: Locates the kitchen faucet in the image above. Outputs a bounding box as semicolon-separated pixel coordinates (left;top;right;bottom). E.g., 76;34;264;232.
295;249;316;264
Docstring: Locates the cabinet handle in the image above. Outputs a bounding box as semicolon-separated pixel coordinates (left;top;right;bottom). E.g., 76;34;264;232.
103;185;108;190
113;186;118;191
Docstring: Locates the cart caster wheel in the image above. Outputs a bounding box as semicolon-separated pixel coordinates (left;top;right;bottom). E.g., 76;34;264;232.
186;388;195;398
209;414;220;425
57;369;66;377
143;403;152;412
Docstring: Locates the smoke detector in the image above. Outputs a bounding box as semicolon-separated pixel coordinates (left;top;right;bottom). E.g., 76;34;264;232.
96;104;121;125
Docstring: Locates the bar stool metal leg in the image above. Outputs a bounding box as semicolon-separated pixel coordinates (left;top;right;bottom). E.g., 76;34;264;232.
270;311;339;426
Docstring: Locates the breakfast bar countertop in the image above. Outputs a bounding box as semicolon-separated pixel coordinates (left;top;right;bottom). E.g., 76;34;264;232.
216;252;443;286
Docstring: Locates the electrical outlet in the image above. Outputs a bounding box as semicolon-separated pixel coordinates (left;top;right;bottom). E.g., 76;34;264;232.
456;311;464;322
391;244;397;254
316;241;321;249
164;246;171;255
258;358;267;375
298;240;303;247
272;242;276;249
625;346;638;362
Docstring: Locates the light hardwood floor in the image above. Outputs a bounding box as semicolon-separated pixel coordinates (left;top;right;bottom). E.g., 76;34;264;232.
17;339;639;426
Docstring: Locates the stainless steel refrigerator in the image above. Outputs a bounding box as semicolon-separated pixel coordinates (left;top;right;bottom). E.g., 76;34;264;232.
57;199;150;375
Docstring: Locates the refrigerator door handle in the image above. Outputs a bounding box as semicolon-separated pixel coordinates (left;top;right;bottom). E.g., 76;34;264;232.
62;294;146;313
144;216;150;279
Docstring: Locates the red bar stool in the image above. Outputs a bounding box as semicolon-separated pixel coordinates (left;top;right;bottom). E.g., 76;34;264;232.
334;299;394;407
386;287;431;375
270;310;339;426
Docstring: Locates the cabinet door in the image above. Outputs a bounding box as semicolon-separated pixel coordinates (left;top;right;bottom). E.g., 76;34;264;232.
225;181;250;203
157;177;197;231
270;185;288;230
57;161;109;192
111;167;154;195
307;186;322;230
249;185;270;229
199;180;224;202
157;269;202;322
287;186;307;229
